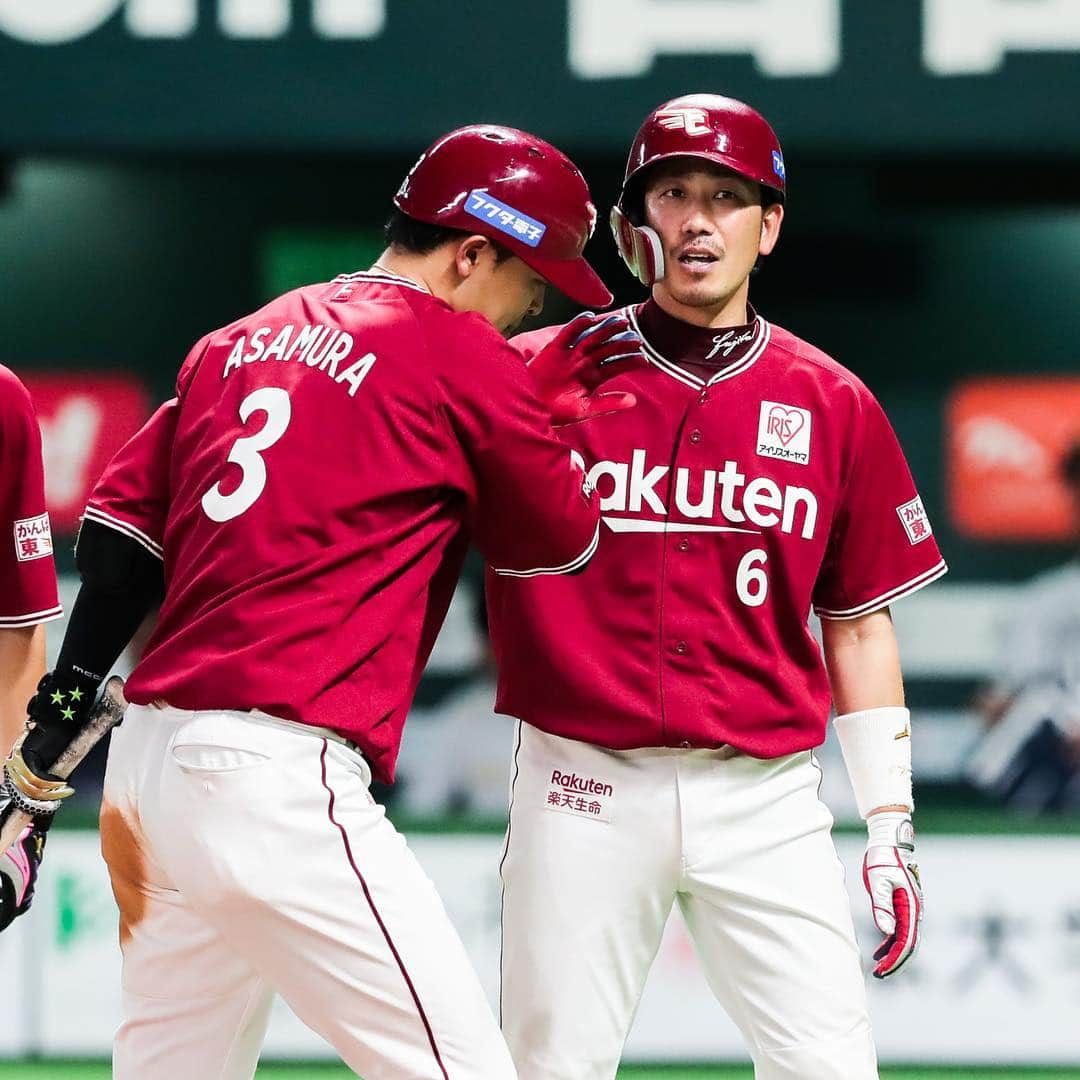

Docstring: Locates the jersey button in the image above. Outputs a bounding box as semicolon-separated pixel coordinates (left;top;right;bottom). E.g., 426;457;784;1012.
689;429;703;444
679;740;692;749
674;640;689;655
677;538;690;552
698;390;708;405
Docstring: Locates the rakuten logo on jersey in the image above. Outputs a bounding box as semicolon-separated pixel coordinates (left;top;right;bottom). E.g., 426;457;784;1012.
575;449;819;540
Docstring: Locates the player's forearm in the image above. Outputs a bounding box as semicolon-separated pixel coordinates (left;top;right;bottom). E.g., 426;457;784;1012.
820;608;904;714
0;625;45;756
822;609;912;817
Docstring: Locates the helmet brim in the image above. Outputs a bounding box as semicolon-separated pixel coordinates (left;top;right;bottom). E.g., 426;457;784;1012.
523;251;613;309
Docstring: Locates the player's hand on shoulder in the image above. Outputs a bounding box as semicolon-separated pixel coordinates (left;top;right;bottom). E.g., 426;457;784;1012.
525;311;645;426
862;810;923;978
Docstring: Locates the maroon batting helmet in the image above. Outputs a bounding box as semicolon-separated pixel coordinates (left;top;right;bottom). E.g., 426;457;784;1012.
394;125;611;308
611;94;786;286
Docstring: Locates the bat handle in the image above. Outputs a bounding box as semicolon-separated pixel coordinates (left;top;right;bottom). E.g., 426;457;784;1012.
0;676;127;859
49;676;128;781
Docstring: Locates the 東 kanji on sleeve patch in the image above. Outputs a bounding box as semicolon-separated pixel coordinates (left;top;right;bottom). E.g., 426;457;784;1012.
895;496;932;545
13;513;53;562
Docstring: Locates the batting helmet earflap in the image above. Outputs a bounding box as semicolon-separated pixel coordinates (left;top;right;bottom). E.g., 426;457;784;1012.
394;125;611;308
611;93;786;287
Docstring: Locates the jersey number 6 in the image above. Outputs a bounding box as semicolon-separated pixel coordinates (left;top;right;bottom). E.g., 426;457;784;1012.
201;387;292;523
736;548;769;608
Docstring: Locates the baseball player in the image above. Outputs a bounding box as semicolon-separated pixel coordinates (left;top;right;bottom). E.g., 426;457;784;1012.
489;94;948;1080
970;439;1080;811
5;125;642;1078
0;364;61;932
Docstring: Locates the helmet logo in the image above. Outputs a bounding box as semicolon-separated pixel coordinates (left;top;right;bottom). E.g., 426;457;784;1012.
465;190;546;248
771;150;786;180
655;107;714;138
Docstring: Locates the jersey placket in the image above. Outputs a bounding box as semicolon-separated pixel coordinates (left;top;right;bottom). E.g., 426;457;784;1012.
658;384;721;748
638;318;770;750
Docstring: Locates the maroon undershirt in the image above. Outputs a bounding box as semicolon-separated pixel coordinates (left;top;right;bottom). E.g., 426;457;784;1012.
635;299;760;382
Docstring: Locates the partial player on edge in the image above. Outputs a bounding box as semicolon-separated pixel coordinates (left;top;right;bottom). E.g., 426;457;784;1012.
0;364;62;933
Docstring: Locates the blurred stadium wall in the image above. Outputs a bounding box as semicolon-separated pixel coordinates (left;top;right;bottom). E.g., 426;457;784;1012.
2;1;1079;1069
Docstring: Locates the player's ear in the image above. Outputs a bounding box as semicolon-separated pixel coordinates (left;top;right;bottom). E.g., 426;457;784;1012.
454;235;493;280
758;202;784;257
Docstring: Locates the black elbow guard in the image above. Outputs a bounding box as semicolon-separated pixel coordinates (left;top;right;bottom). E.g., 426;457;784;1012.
54;521;165;684
75;520;164;600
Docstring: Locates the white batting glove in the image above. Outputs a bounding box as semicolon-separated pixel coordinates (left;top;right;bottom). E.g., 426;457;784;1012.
863;811;923;978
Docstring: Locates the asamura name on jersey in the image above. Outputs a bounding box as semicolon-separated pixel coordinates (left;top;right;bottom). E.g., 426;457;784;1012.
221;321;377;398
489;304;947;760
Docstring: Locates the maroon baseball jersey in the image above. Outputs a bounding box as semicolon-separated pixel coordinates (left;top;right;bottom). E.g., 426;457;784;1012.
86;269;598;782
0;365;61;629
487;300;947;758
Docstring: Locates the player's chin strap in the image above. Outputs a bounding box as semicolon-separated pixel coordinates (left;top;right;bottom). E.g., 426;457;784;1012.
609;205;665;287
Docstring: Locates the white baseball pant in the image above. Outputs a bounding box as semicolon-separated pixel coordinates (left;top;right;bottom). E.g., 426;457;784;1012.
500;722;878;1080
101;703;516;1080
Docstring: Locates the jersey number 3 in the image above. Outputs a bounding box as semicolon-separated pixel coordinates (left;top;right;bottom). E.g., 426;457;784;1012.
202;387;292;523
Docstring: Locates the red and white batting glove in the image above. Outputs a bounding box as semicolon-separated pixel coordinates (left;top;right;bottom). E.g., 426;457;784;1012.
0;819;49;933
526;312;644;426
863;811;923;978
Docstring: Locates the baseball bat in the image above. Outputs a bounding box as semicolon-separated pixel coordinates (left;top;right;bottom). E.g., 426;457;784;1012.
0;676;127;859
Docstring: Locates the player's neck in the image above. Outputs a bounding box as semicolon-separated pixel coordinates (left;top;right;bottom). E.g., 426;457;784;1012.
369;249;435;295
637;296;760;378
650;281;751;329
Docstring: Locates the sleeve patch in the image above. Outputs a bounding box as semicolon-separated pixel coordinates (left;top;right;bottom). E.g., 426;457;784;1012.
13;513;53;562
895;496;932;545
